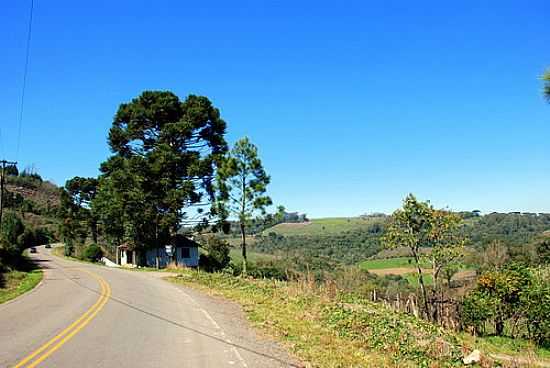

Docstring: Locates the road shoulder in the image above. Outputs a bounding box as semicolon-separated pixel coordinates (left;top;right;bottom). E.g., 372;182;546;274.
166;274;302;368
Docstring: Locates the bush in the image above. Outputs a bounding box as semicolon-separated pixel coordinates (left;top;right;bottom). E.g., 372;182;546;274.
228;258;289;280
199;236;231;272
83;244;103;262
521;268;550;347
461;263;550;347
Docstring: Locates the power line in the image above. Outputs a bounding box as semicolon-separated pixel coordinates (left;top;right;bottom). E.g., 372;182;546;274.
16;0;35;161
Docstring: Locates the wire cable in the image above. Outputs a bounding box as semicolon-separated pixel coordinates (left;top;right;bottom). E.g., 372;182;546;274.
16;0;35;161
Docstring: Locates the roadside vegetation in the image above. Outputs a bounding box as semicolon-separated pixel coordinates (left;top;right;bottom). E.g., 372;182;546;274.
0;266;42;304
170;269;466;367
170;268;550;367
0;168;56;303
54;84;550;365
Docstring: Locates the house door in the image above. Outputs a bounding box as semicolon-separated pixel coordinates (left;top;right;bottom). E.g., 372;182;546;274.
126;250;133;265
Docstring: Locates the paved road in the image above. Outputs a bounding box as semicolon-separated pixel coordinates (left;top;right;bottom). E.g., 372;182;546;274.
0;247;295;368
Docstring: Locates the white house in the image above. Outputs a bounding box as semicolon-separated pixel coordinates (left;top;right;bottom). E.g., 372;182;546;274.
116;236;200;268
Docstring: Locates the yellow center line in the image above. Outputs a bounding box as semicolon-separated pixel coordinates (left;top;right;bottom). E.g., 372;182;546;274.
13;269;111;368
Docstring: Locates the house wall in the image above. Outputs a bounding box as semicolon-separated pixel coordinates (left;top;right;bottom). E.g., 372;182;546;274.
120;249;128;265
144;247;199;268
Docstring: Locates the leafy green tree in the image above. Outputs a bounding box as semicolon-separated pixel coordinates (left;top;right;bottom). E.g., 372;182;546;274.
93;91;228;264
522;267;550;347
199;235;231;272
5;165;18;176
217;137;272;274
58;186;88;256
83;244;103;262
17;228;37;250
0;212;25;254
536;239;550;265
383;194;466;321
463;264;531;336
65;177;99;242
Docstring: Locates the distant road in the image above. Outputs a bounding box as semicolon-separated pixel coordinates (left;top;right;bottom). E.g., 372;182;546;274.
0;247;294;368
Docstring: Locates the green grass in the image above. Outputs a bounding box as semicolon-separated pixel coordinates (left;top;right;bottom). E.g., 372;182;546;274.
460;334;550;362
228;248;276;264
405;272;434;287
358;257;424;270
264;217;384;236
168;269;467;367
0;269;43;304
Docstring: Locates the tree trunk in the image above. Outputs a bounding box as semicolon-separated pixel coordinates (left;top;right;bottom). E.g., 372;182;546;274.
240;222;247;275
91;219;98;244
496;319;504;336
413;250;431;320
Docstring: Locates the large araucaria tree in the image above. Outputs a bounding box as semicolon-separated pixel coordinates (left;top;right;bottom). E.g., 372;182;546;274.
93;91;227;263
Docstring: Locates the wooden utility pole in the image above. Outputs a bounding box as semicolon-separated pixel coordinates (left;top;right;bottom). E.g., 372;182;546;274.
0;160;18;229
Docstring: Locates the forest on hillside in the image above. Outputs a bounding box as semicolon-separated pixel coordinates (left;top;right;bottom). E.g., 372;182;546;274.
251;212;550;270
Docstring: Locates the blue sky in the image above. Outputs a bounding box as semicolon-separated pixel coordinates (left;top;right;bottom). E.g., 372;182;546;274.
1;1;549;217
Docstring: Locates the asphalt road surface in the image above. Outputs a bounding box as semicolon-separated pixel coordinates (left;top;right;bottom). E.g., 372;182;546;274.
0;246;296;368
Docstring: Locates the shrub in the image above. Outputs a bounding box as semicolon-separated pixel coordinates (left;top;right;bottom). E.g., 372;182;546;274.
199;236;231;272
83;244;103;262
461;263;531;336
521;268;550;347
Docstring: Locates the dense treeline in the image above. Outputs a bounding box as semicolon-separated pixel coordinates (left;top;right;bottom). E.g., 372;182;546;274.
1;168;58;275
255;226;384;265
252;211;550;273
463;212;550;247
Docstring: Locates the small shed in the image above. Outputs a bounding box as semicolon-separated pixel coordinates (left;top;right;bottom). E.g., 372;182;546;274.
116;242;137;267
117;236;200;268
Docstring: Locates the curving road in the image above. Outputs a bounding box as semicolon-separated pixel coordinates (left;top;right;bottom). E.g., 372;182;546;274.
0;246;295;368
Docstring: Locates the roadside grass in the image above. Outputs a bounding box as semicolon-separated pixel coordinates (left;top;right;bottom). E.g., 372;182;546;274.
169;269;469;367
460;334;550;363
0;254;43;304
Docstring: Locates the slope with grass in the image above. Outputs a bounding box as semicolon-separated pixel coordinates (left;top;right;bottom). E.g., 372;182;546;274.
0;254;43;304
169;269;550;367
0;269;42;304
264;216;386;236
170;269;467;367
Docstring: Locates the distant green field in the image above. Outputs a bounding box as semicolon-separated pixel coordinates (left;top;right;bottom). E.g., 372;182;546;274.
264;217;384;236
358;257;420;270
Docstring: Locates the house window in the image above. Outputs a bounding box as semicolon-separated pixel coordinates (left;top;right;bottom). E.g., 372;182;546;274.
181;247;190;258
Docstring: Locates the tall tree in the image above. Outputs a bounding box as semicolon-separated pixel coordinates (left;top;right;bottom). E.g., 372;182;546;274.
65;177;99;242
218;137;272;274
383;194;466;321
93;91;228;264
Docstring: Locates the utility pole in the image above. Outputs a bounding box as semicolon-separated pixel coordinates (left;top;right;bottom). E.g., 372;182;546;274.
0;160;18;229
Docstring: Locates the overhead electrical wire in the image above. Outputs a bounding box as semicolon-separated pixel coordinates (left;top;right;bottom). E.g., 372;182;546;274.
15;0;35;161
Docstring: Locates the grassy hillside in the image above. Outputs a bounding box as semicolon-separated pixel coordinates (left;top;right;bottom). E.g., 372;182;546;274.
169;269;466;367
4;174;61;236
169;268;550;367
264;216;385;236
250;213;550;274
